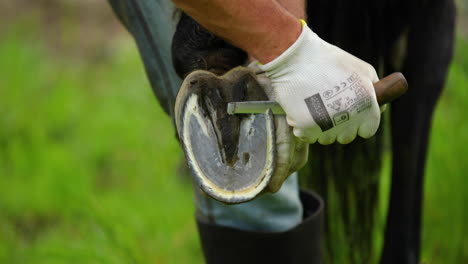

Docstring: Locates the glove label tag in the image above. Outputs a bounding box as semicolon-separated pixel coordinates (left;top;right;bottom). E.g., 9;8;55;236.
304;93;334;131
305;73;372;132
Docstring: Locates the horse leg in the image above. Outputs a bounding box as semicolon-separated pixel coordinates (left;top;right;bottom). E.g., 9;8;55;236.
380;1;455;263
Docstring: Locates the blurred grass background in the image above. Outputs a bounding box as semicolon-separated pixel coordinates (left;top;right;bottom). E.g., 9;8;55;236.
0;1;466;263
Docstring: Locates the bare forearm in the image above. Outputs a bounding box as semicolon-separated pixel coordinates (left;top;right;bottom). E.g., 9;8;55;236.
172;0;302;63
276;0;306;19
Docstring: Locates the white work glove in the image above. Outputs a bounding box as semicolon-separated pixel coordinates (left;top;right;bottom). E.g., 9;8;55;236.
249;63;308;193
258;21;382;145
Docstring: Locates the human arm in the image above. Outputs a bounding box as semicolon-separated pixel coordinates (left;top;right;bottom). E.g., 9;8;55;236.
172;0;302;63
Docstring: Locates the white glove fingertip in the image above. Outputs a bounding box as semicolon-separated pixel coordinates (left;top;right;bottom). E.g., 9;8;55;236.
337;129;358;144
358;115;380;139
318;133;337;145
290;141;309;171
293;127;315;143
380;103;388;113
267;171;287;193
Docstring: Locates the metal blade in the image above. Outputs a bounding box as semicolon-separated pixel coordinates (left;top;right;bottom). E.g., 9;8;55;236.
227;101;285;115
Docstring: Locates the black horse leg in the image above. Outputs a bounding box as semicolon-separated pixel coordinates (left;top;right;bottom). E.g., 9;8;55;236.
172;12;247;78
381;1;455;263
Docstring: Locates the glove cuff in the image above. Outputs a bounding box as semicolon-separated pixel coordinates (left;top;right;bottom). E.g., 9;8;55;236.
258;22;318;74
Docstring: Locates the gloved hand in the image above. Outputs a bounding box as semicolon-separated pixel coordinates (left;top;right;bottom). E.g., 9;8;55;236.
249;64;308;193
258;21;382;145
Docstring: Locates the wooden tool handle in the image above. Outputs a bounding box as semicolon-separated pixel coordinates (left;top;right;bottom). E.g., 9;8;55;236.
375;72;408;106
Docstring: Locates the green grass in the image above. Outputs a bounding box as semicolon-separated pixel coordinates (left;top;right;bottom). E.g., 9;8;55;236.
421;39;468;264
0;26;202;264
0;23;467;263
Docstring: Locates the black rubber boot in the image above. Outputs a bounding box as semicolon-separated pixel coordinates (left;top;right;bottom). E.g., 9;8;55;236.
196;190;324;264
